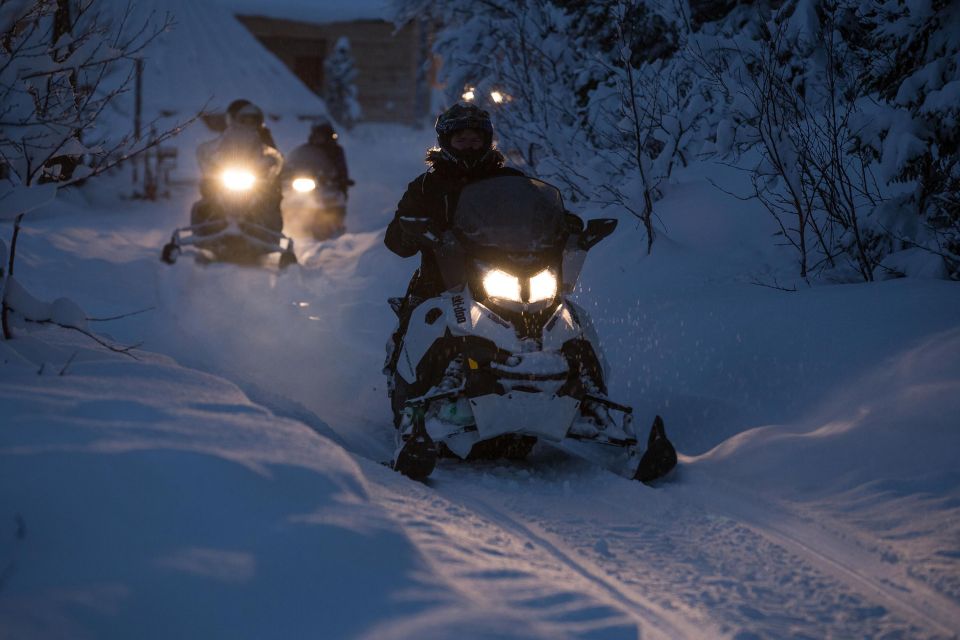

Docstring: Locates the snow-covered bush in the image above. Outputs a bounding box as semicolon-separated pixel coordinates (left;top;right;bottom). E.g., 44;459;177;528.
393;0;712;253
1;0;180;347
393;0;958;278
0;1;178;196
699;1;887;281
323;37;362;129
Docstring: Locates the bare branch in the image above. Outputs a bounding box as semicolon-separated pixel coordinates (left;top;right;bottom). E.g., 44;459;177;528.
87;306;156;322
23;318;142;359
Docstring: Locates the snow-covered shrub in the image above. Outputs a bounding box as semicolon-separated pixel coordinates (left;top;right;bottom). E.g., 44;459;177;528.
699;1;887;281
0;0;178;198
394;0;707;253
854;0;960;278
393;0;958;278
323;37;362;129
1;0;179;347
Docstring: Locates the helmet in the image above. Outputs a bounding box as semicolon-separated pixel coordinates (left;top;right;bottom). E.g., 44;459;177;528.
435;103;493;146
435;103;494;168
226;99;264;129
309;121;337;144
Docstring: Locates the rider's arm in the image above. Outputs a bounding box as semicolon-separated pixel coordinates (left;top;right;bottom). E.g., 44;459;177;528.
385;175;431;257
261;146;283;180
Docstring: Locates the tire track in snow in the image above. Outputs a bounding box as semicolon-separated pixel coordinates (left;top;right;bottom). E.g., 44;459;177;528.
684;480;960;639
451;482;715;639
428;461;952;639
366;464;701;640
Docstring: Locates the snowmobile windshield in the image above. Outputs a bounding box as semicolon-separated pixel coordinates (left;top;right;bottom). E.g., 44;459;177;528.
453;177;566;254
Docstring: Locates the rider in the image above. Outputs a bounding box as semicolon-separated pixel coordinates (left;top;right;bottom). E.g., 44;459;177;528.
192;99;284;233
226;98;278;149
385;103;524;306
382;103;528;404
285;120;353;196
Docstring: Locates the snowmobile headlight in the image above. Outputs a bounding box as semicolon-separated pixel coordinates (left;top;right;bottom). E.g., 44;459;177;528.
222;169;256;192
528;269;557;303
292;177;316;193
483;269;521;302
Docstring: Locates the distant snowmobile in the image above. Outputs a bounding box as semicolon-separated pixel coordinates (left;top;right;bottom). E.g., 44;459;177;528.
280;169;349;241
161;129;297;268
385;176;677;482
281;130;353;241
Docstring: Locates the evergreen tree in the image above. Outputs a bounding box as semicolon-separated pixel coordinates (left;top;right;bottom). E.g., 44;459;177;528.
324;37;362;129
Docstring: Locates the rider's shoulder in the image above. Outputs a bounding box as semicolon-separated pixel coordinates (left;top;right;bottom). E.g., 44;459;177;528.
406;171;434;193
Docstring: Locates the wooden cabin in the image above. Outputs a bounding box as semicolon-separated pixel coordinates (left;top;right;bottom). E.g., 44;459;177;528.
236;15;435;125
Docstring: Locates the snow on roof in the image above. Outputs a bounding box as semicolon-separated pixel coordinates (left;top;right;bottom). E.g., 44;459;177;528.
127;0;329;118
217;0;391;24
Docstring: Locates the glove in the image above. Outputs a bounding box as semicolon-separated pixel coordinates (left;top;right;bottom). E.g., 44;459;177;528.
398;216;435;247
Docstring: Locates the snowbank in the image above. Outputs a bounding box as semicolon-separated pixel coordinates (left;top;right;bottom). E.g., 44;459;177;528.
0;330;429;639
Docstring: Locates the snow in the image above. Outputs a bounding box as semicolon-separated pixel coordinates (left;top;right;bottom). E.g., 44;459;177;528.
0;184;59;220
0;330;431;639
2;113;960;639
2;277;88;328
101;0;329;120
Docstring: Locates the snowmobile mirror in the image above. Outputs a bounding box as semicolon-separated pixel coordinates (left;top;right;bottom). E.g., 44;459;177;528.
579;218;618;250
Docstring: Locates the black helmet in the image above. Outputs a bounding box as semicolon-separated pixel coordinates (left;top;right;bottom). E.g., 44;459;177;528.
226;99;264;129
435;103;494;169
226;99;252;118
436;103;492;150
309;120;337;144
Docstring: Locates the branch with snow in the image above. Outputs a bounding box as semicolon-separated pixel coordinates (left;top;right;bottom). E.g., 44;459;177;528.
0;0;189;218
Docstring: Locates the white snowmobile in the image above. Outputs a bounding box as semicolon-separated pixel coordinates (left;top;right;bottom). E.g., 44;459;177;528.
385;176;676;482
161;130;297;268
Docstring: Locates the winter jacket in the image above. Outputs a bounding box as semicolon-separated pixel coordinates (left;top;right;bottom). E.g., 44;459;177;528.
193;128;284;232
385;149;524;298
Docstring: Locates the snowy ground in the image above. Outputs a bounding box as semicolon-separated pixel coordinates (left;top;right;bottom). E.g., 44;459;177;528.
2;122;959;639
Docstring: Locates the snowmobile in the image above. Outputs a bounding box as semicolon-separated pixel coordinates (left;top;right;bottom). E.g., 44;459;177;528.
385;176;677;482
280;144;352;241
161;131;297;268
281;172;348;241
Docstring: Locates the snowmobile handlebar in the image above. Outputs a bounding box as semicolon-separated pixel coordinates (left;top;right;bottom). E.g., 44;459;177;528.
579;218;618;250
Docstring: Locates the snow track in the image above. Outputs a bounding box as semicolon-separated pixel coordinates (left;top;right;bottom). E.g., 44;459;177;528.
366;463;704;640
687;480;960;638
382;462;957;640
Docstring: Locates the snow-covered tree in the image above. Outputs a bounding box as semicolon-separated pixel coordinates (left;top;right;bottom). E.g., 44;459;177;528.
394;0;702;253
0;1;180;196
392;0;959;278
698;0;889;281
1;0;182;346
323;36;361;129
855;0;960;278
